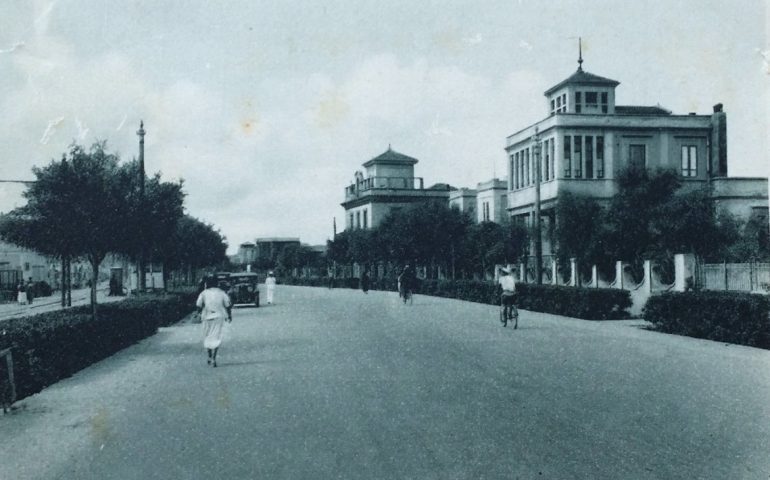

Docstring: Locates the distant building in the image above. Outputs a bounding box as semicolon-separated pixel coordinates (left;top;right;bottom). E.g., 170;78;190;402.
448;187;477;220
235;242;257;265
0;241;51;288
503;47;767;255
476;179;508;223
341;147;454;230
255;237;301;264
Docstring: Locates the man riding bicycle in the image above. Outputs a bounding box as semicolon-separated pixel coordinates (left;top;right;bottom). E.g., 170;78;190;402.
497;265;518;328
398;264;416;304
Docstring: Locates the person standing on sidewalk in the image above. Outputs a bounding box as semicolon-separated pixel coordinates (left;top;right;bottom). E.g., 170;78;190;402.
265;271;277;305
16;282;27;306
26;278;34;305
195;276;232;368
360;268;370;294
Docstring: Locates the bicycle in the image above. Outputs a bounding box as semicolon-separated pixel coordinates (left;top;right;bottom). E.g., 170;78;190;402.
500;293;518;329
398;281;413;305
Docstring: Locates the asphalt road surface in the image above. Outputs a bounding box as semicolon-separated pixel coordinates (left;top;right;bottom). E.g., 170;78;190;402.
1;285;769;479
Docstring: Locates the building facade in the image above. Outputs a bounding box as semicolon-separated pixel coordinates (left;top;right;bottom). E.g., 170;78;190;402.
448;188;477;218
503;51;766;255
476;179;508;223
341;147;453;230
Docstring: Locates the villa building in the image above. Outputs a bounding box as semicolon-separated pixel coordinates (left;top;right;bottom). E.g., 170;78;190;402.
504;49;767;255
341;147;453;230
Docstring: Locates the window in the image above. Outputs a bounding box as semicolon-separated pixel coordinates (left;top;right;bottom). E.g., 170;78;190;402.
585;92;598;106
356;211;361;229
552;93;568;114
550;139;555;180
544;139;550;180
601;92;608;113
483;202;491;221
514;153;519;189
585;136;593;179
596;136;604;178
24;262;30;271
363;209;368;229
681;146;697;177
349;213;354;228
524;149;530;185
629;144;646;169
575;91;582;113
510;154;516;189
574;135;582;177
564;136;572;177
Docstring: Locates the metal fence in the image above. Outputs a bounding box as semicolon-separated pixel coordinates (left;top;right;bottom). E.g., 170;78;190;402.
696;262;770;292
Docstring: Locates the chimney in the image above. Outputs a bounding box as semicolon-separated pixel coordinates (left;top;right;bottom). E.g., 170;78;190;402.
711;103;727;176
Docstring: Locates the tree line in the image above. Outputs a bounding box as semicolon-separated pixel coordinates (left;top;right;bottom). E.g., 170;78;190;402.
555;167;770;282
0;142;229;315
327;201;530;279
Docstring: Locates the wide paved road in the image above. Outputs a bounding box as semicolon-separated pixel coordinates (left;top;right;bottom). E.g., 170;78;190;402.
2;286;770;479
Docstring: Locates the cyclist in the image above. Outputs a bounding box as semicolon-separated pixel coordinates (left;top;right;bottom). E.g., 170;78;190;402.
398;264;416;304
497;266;518;328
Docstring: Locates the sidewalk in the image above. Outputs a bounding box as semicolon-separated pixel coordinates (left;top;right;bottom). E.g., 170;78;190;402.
0;283;125;321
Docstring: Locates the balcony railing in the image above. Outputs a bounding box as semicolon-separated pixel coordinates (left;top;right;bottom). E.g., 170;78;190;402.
345;176;424;197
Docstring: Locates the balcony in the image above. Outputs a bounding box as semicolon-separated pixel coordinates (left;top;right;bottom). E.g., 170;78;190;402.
345;176;424;199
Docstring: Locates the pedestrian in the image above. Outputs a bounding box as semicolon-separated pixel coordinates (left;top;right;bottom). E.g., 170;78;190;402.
360;269;370;294
195;275;232;368
26;278;34;304
265;271;276;305
16;282;26;306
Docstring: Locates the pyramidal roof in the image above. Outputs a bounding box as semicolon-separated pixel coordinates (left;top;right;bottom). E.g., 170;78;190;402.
363;146;419;167
544;68;620;96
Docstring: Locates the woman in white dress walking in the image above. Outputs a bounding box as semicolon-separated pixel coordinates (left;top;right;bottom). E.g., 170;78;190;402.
265;271;276;305
195;276;232;367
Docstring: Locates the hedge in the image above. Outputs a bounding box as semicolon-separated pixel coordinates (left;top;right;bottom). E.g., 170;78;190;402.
643;291;770;349
283;277;632;320
0;291;196;402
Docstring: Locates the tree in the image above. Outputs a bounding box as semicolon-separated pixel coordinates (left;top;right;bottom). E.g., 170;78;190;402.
554;191;605;279
167;215;228;276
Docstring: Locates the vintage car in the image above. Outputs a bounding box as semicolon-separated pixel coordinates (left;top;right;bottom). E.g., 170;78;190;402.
225;272;260;307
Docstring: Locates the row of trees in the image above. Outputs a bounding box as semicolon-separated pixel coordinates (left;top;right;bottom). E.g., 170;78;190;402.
0;142;229;315
554;167;770;282
327;201;529;279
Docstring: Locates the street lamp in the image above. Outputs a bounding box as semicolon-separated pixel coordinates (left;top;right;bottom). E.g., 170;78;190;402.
532;126;543;285
136;121;146;292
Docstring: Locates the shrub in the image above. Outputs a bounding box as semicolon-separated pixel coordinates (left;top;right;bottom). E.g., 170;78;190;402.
644;291;770;348
286;277;631;320
0;292;195;401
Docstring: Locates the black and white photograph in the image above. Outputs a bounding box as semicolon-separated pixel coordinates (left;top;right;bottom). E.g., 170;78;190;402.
1;1;769;478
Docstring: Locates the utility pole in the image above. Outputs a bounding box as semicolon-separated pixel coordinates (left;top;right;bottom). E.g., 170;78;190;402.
137;121;146;292
532;127;543;284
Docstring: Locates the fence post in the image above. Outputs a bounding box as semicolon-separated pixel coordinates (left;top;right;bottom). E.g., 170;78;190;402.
591;265;598;288
569;258;577;287
551;261;558;285
723;261;728;290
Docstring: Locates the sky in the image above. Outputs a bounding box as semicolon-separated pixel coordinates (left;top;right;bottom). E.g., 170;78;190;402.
0;0;767;253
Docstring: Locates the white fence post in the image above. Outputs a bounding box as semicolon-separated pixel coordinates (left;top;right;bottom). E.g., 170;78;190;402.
615;261;624;289
570;258;577;287
591;265;598;288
